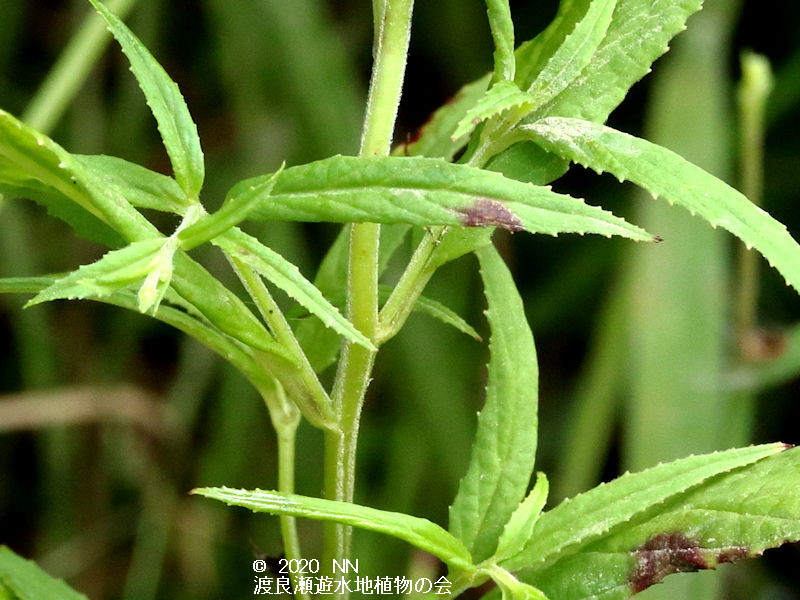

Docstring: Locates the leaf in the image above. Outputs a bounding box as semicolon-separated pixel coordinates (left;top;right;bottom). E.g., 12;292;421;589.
517;446;800;600
214;228;375;351
398;287;482;341
191;487;473;570
73;154;190;214
524;0;616;110
452;81;536;140
179;169;282;250
494;473;549;562
87;0;204;199
0;110;122;247
486;142;568;186
26;238;167;306
449;245;539;562
0;546;88;600
527;0;703;124
485;0;516;82
236;155;654;241
499;443;787;573
522;117;800;292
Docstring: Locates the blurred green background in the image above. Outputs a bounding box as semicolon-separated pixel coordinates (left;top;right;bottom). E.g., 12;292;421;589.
1;1;799;599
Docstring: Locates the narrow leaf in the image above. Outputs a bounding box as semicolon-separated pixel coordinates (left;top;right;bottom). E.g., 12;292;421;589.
0;546;88;600
518;446;800;600
485;0;516;82
73;154;190;214
215;228;375;351
449;244;539;562
494;473;549;561
500;443;786;572
179;169;282;250
237;155;654;242
452;81;535;140
523;117;800;292
527;0;703;123
26;239;166;306
401;288;482;341
192;487;472;570
87;0;204;199
524;0;616;110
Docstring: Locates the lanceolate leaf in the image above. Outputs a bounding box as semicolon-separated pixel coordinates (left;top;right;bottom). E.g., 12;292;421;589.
523;117;800;292
74;154;190;214
215;229;375;351
500;443;786;573
527;0;703;123
494;473;549;562
87;0;204;199
0;546;88;600
452;81;535;140
237;155;654;241
517;446;800;600
524;0;616;110
449;245;539;562
192;487;472;570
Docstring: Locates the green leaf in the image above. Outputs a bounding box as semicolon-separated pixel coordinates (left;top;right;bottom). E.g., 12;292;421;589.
398;74;491;160
191;487;473;570
237;155;654;241
449;245;539;562
522;117;800;292
494;473;549;562
0;546;88;600
0;110;123;247
486;142;568;186
518;446;800;600
485;0;516;82
214;228;375;351
179;169;282;250
500;443;787;573
73;154;190;214
399;287;482;341
526;0;703;124
489;566;550;600
524;0;616;110
452;81;536;140
26;238;167;306
87;0;204;199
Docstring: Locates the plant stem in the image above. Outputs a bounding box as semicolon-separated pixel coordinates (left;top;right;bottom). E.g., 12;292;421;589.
322;0;414;585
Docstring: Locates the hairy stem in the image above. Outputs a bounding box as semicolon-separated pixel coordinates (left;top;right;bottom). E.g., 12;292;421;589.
322;0;415;585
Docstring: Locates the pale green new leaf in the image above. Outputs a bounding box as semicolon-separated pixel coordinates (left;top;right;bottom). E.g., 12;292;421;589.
449;245;539;562
452;81;535;140
500;443;786;572
403;289;482;341
523;117;800;292
518;446;800;600
87;0;204;199
238;156;654;241
524;0;616;110
26;238;166;306
494;473;549;562
215;228;375;351
192;487;472;570
0;546;88;600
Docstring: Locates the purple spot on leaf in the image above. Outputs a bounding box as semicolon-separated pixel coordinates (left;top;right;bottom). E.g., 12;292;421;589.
459;198;524;232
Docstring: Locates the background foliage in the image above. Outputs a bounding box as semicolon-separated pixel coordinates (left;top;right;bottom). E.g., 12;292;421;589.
1;1;799;598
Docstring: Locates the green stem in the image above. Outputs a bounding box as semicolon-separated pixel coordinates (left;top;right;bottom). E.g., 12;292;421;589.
322;0;415;586
735;52;772;345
